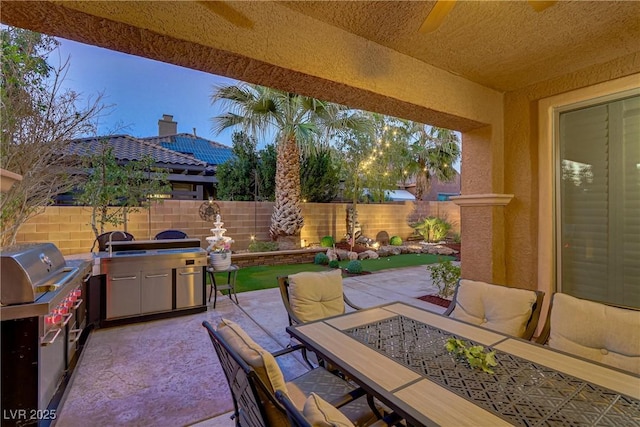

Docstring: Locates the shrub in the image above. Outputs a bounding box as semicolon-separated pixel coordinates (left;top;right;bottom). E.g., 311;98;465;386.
346;260;363;274
248;240;279;252
414;217;452;242
314;252;329;265
328;260;340;268
427;260;461;299
389;236;403;246
320;235;335;247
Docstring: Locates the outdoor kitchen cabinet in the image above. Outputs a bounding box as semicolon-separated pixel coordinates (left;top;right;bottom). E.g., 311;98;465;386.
140;269;172;314
175;266;203;309
105;264;141;319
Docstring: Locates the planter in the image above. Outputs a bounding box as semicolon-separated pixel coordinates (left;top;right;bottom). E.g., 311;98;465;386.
210;252;232;271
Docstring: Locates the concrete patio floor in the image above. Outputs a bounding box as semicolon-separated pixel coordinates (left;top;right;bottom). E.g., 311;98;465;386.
56;265;448;427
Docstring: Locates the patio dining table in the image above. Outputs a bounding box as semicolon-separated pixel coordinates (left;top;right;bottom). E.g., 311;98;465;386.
286;302;640;426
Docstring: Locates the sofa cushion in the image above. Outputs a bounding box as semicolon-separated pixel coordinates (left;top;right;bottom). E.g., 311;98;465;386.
288;269;345;322
303;393;355;427
450;279;538;338
217;318;288;425
548;293;640;374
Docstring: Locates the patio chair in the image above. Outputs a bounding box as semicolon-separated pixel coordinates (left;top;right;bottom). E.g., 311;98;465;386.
443;279;544;340
153;229;188;239
92;231;135;252
536;293;640;374
202;319;382;427
278;269;362;327
275;390;403;427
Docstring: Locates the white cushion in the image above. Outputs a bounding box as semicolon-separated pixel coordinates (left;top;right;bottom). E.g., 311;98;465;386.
217;319;288;426
450;279;538;337
548;293;640;374
303;393;355;427
288;269;345;322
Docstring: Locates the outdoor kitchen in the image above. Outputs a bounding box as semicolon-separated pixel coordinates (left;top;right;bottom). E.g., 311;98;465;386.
0;235;208;426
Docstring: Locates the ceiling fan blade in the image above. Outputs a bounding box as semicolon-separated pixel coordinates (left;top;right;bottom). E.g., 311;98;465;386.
528;0;557;12
419;0;457;34
197;1;254;29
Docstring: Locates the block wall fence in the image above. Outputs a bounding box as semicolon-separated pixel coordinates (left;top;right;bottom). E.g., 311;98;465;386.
14;200;460;256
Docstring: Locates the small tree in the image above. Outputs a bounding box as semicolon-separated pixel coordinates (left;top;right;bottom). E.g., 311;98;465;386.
216;131;259;201
75;140;170;240
0;27;107;247
300;147;341;202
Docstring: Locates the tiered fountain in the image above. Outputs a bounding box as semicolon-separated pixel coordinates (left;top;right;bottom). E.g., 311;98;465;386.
206;214;234;270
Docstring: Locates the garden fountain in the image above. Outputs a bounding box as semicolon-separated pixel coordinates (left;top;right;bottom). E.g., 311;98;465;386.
206;214;234;270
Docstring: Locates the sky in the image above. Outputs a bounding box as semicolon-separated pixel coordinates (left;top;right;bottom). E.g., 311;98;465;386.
56;37;240;147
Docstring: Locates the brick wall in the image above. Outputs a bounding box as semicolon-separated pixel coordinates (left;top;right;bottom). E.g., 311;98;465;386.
14;200;459;256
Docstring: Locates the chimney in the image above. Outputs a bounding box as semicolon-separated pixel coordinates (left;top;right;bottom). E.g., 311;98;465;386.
158;114;177;136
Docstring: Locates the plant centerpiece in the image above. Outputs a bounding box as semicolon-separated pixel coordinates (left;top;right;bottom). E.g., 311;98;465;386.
206;214;234;271
445;338;497;374
427;260;461;300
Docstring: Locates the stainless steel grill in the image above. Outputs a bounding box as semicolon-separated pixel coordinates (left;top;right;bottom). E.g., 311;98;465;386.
1;243;91;425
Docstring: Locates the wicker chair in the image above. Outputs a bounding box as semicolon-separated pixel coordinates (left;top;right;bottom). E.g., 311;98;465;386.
443;279;544;340
153;229;187;239
275;390;402;427
202;319;382;427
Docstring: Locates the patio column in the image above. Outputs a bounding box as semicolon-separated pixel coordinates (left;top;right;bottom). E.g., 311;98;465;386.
451;194;513;284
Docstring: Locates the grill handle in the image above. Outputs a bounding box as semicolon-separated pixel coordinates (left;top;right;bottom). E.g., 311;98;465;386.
39;267;80;292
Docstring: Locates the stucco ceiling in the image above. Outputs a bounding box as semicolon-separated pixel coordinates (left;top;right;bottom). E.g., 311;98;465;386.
283;0;640;92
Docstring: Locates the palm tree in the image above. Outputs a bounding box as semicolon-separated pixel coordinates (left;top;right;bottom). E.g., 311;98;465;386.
210;83;369;247
406;124;460;200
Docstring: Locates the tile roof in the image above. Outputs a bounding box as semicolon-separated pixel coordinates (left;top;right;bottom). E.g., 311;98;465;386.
141;133;233;165
68;135;208;167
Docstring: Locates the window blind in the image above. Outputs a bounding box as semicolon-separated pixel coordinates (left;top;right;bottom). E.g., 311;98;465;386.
558;95;639;308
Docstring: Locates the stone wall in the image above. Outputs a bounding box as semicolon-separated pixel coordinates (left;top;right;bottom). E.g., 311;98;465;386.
14;200;459;256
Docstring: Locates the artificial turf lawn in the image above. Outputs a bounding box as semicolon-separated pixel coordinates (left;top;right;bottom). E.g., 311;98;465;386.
208;253;455;294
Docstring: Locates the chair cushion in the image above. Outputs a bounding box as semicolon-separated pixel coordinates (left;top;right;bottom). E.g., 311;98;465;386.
303;393;355;427
288;269;346;322
548;293;640;374
450;279;537;337
217;319;288;425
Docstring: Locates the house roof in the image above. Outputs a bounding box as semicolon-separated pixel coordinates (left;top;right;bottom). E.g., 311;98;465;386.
68;135;208;168
141;133;234;165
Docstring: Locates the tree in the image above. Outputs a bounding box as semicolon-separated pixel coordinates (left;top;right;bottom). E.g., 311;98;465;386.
0;27;106;247
216;131;259;201
74;140;170;240
300;147;341;203
211;83;369;248
256;143;276;201
406;124;460;200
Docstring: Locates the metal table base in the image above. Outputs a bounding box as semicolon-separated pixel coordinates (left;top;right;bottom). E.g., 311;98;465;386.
207;264;239;308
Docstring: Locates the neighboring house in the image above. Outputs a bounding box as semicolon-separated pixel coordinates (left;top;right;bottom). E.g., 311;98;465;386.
65;122;232;202
400;171;461;201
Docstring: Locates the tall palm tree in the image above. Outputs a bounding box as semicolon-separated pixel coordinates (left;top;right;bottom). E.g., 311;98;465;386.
210;83;369;247
406;124;460;200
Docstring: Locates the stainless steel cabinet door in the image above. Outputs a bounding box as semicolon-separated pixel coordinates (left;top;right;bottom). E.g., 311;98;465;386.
106;266;141;319
141;269;172;313
175;266;203;309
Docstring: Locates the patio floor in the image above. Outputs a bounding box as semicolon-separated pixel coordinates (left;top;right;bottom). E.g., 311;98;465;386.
55;265;448;427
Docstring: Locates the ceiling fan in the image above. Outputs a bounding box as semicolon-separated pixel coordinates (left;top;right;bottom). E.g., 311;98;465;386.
419;0;557;33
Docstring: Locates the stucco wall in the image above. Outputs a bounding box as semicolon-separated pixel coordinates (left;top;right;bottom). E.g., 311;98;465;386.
502;52;640;291
14;201;459;256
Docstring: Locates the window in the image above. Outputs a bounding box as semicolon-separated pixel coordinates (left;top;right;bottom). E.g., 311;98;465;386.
557;94;640;308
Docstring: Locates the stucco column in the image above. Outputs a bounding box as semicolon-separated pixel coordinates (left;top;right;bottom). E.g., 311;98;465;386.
456;126;512;284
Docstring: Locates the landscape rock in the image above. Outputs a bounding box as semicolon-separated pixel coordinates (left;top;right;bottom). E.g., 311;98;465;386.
326;248;338;262
358;250;379;260
348;251;358;261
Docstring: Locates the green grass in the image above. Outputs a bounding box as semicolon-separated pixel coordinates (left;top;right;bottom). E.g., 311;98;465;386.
208;253;454;294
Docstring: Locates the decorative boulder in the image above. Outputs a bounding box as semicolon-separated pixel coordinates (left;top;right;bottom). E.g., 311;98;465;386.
375;231;390;246
334;248;350;261
348;251;358;261
359;250;378;260
326;248;339;261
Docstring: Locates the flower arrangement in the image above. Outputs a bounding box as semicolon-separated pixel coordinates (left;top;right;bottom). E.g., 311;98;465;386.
208;237;234;253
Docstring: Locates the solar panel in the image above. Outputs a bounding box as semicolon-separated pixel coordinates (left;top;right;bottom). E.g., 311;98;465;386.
162;136;233;165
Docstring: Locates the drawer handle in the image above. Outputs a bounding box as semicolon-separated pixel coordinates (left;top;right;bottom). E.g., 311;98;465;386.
111;275;137;281
41;328;62;346
68;328;83;343
145;273;169;278
179;271;201;276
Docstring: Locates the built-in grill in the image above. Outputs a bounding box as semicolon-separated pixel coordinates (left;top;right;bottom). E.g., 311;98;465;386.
1;243;91;426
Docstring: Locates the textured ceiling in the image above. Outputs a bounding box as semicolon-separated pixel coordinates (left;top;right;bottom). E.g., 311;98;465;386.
283;1;640;91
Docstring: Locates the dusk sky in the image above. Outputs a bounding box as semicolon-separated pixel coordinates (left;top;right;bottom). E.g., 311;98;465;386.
56;37;240;147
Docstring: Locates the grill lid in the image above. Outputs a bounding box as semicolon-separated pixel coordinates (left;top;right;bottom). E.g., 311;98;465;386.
1;243;67;305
